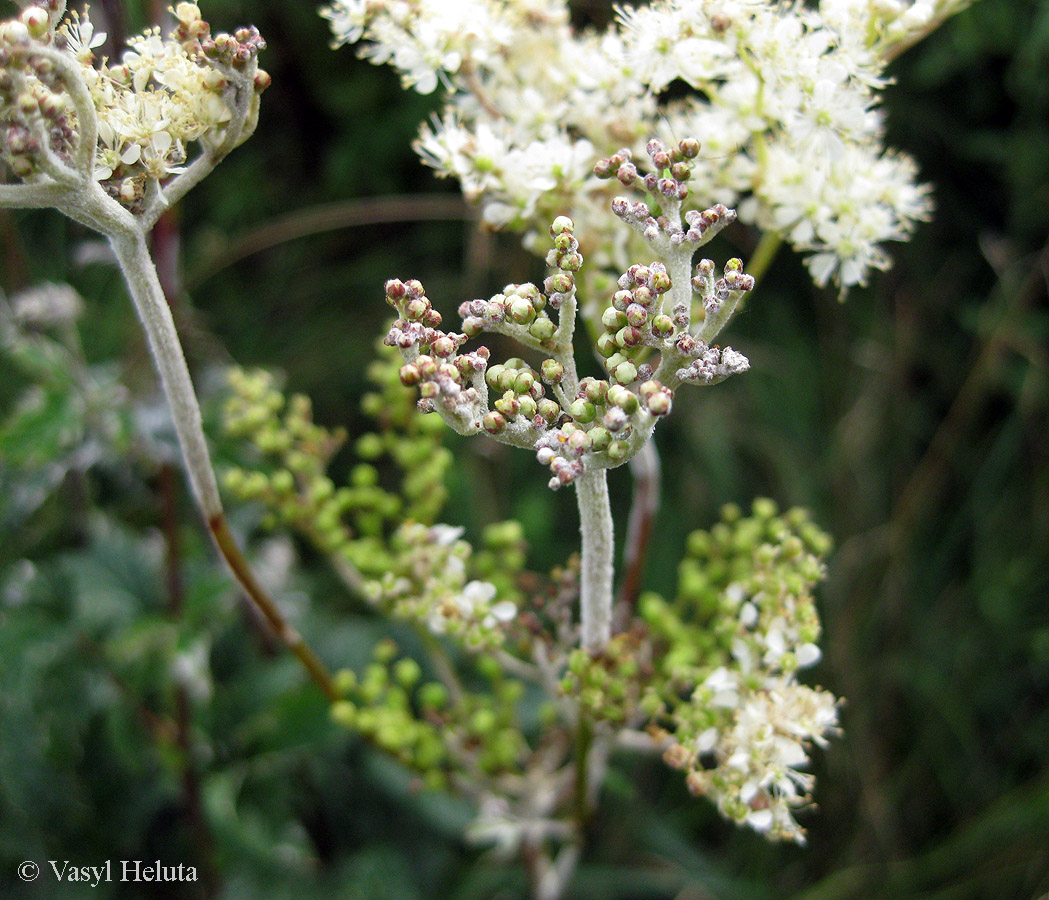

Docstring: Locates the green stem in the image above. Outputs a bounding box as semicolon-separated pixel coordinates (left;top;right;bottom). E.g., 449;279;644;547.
745;230;783;287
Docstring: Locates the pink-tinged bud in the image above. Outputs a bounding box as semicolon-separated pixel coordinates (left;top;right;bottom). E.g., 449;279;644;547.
431;335;455;358
483;411;507;434
550;215;574;235
494;393;520;418
419;382;439;399
541;359;564;383
385;279;406;302
616;326;642;348
20;7;49;39
646;390;672;416
537;399;561;422
398;364;421;386
626;303;648;327
652;315;674;337
596;332;617;358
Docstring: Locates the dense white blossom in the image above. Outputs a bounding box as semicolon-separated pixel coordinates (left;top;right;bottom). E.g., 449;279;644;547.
325;0;975;292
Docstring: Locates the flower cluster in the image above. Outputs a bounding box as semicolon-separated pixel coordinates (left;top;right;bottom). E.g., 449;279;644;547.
330;638;529;788
324;0;973;293
368;523;518;650
1;2;267;210
223;350;452;580
640;500;839;843
385;139;755;491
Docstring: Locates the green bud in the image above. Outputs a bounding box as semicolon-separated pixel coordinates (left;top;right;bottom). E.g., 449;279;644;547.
550;215;574;235
602;307;627;330
518;395;537;418
613;361;638;385
537;398;561;422
419;682;449;709
470;708;498;736
596;332;617;358
529;317;557;341
513;370;536;394
587;427;611;451
483;411;507;434
606;440;630;461
652;315;675;337
394;658;422;687
753;497;778;520
333;668;357;695
374;639;398;663
330;701;357;729
485;364;506;390
541;359;565;383
570;399;596;423
509;298;536;324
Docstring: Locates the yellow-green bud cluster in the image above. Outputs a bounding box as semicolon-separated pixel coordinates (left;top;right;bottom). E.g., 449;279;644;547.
471;520;528;612
331;639;529;785
359;342;451;525
222;358;452;581
560;632;646;724
331;641;449;788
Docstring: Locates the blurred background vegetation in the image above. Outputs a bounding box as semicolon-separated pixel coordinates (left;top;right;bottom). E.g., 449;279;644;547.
1;0;1047;898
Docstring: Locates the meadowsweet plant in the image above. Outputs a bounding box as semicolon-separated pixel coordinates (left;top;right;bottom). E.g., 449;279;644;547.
309;0;975;892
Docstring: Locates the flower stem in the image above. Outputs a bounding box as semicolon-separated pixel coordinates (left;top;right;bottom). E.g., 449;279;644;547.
109;229;338;702
575;468;613;653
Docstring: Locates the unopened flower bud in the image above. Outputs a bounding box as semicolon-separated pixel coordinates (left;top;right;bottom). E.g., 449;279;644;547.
602;307;626;330
587;427;611;451
513;370;535;395
483;411;507;434
537;398;561;422
646;391;672;416
569;398;596;423
529;317;556;341
541;359;564;383
596;332;617;358
20;7;49;39
613;361;638;385
385;279;406;303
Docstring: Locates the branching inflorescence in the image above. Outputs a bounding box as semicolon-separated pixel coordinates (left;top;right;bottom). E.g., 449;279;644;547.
384;137;756;652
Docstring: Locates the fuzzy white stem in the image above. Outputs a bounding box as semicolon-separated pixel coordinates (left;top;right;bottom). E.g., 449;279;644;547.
576;468;613;653
109;230;222;518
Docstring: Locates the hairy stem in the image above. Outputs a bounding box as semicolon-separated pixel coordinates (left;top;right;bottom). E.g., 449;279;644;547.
110;230;222;516
575;468;613;653
109;229;337;702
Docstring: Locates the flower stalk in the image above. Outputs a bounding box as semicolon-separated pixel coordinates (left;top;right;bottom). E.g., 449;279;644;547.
0;3;336;700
